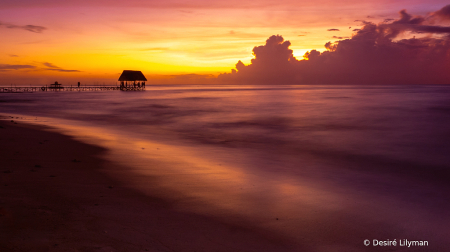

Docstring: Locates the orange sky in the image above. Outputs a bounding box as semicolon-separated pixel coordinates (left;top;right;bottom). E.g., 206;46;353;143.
1;0;448;85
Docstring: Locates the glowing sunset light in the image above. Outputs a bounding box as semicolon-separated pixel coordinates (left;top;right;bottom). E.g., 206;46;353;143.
3;1;450;251
1;0;450;84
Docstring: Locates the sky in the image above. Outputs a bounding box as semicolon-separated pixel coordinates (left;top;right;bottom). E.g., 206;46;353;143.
1;0;450;85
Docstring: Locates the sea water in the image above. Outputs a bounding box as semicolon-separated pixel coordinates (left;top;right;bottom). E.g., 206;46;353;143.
1;84;450;250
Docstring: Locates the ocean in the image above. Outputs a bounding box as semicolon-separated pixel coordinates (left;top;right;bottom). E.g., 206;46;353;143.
1;84;450;250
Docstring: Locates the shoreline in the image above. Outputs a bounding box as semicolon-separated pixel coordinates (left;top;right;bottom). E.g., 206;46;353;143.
0;116;295;252
2;111;450;251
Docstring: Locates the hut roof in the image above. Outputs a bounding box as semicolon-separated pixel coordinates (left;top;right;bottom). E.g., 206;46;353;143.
50;81;62;86
118;70;147;81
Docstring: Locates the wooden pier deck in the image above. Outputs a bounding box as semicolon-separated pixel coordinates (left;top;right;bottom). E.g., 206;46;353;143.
0;86;145;93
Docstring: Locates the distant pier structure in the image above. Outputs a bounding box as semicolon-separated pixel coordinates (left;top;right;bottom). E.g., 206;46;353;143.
118;70;147;91
0;70;148;93
49;81;63;90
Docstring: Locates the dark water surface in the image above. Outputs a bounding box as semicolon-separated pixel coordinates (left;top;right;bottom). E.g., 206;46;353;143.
1;84;450;251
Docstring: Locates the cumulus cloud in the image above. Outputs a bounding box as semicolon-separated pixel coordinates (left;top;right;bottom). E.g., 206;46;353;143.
219;35;297;83
431;4;450;20
43;62;80;72
219;6;450;84
327;28;340;31
0;22;46;33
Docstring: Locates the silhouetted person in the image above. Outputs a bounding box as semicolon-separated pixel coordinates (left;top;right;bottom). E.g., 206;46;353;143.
78;82;80;87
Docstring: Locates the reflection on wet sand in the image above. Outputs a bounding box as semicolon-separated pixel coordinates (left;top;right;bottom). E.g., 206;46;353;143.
2;85;450;250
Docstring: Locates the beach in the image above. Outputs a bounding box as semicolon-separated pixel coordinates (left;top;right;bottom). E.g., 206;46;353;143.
0;117;295;252
4;0;450;250
1;85;450;251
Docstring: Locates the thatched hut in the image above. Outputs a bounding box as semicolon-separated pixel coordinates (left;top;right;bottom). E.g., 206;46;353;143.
118;70;147;88
49;81;63;90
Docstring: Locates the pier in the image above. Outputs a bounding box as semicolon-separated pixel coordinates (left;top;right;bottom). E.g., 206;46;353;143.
1;70;148;93
0;86;145;93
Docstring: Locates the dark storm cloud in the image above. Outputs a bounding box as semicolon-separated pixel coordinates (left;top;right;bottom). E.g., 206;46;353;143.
218;6;450;85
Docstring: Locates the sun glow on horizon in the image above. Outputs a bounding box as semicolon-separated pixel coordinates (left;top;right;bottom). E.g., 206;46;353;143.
1;1;449;85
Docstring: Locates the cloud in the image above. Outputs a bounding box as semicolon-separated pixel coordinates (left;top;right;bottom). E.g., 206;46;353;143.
431;5;450;20
9;54;19;57
46;69;80;72
218;35;297;83
145;73;217;84
21;25;46;33
0;64;36;71
170;73;215;80
219;6;450;85
47;69;81;72
0;62;80;73
327;28;340;31
332;36;349;39
43;62;80;72
0;22;46;33
298;31;310;36
43;62;58;68
0;0;364;10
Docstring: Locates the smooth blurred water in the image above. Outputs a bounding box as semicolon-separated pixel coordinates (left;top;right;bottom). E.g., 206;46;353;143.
2;85;450;173
2;84;450;250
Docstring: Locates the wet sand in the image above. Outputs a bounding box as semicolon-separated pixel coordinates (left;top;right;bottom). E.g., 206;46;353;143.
2;115;449;252
0;117;294;252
